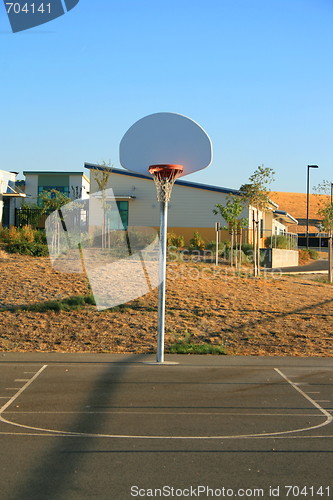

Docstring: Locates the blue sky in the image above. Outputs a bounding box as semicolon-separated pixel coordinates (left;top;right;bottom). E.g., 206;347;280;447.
1;0;332;193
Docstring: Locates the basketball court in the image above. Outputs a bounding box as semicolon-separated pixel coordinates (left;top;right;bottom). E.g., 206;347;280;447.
0;353;332;499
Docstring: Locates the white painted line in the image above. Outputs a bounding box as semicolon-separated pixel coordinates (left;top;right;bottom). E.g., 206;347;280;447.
1;367;331;441
316;400;331;403
306;391;321;394
274;369;333;422
15;379;29;382
5;388;20;390
0;366;47;415
2;411;325;417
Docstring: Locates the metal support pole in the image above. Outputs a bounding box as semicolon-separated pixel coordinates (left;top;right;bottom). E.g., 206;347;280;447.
156;200;168;363
329;233;333;283
306;166;310;249
215;222;219;266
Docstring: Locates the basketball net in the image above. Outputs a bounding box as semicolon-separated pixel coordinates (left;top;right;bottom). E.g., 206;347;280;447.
148;164;184;202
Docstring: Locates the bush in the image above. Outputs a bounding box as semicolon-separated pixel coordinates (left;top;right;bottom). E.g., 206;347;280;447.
6;242;49;257
299;249;320;262
308;249;320;260
226;248;250;264
241;243;254;256
167;233;185;249
205;240;227;254
265;235;289;249
189;232;206;252
33;229;47;244
20;225;35;243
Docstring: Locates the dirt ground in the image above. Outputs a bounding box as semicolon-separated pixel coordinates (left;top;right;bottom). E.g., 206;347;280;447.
0;252;332;357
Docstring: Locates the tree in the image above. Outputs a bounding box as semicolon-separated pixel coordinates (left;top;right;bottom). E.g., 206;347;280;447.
314;180;333;282
213;195;248;269
239;165;275;276
38;189;71;214
92;161;113;248
38;189;72;255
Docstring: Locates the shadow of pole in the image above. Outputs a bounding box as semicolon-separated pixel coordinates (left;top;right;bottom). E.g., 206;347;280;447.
11;353;147;500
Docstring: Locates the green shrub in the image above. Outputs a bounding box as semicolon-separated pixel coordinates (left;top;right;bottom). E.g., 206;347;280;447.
308;249;320;260
168;331;226;355
168;342;226;355
6;241;49;257
226;249;250;263
33;229;47;244
265;235;289;249
241;243;254;256
205;241;227;254
189;232;206;252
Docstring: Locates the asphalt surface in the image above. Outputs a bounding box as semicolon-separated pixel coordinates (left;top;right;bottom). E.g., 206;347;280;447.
0;353;333;500
269;259;329;274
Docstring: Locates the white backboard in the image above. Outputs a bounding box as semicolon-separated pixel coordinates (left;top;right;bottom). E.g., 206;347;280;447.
119;112;212;178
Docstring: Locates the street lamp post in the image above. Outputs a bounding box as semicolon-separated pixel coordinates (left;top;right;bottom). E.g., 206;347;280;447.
329;182;333;283
306;165;319;249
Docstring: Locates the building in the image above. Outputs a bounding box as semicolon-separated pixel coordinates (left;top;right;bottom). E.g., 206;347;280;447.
0;169;26;227
23;171;90;205
85;163;298;246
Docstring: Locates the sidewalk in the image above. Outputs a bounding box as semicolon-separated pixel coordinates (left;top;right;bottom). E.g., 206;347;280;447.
267;259;329;274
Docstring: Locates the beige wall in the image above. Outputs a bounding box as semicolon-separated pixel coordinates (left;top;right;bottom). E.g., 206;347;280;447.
88;170;291;247
90;171;249;231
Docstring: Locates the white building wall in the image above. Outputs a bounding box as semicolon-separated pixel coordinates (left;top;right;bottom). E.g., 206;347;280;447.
69;175;90;200
90;172;248;228
24;174;39;204
0;170;17;225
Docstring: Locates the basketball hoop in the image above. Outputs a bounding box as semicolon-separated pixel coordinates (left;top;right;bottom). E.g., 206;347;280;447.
148;164;184;202
120;113;212;363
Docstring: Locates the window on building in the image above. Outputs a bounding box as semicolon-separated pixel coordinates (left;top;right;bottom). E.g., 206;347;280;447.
37;186;70;205
105;201;129;230
117;201;129;229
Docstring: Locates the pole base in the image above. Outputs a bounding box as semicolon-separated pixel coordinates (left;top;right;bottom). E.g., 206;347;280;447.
143;361;179;365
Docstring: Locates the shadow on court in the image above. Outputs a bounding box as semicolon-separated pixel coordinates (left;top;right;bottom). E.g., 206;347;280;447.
0;354;332;500
10;353;146;500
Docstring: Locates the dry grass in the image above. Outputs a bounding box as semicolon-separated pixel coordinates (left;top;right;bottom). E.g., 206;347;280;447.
0;254;332;356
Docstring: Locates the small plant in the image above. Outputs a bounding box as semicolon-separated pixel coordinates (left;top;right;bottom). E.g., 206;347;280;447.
167;233;185;249
189;232;206;252
168;331;226;355
2;294;96;314
308;248;320;260
8;226;20;243
20;225;35;243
